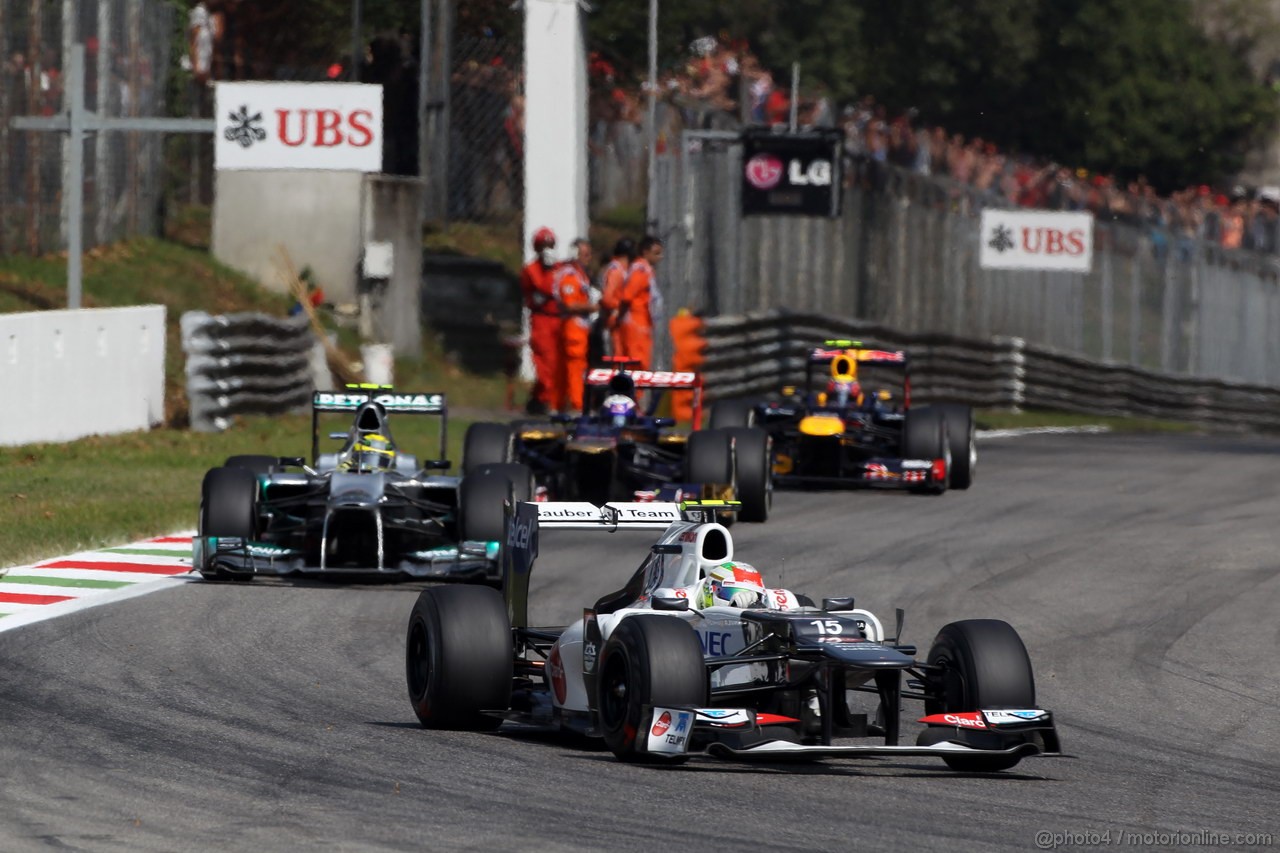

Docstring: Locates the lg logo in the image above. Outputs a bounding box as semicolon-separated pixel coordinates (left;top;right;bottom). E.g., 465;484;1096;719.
745;155;833;188
788;159;832;186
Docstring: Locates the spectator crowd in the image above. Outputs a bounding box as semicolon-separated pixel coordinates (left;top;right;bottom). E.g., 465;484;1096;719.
584;32;1280;259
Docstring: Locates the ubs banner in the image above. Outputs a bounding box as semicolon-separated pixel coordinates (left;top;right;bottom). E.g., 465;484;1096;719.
741;130;842;217
215;82;383;171
979;209;1094;273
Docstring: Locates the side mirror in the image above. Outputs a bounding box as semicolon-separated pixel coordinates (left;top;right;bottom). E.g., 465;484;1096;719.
650;543;682;555
653;417;676;428
278;456;306;469
652;596;690;611
328;432;348;440
422;460;451;471
823;596;855;611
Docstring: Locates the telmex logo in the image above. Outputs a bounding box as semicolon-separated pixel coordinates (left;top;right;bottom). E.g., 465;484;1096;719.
507;517;533;550
316;393;443;409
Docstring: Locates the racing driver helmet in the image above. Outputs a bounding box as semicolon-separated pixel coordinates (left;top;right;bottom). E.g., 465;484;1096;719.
601;394;637;427
343;432;397;472
699;562;767;609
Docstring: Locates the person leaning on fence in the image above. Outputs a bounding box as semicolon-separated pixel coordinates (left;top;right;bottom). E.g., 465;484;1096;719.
555;239;597;414
610;235;665;371
521;227;561;415
598;238;634;357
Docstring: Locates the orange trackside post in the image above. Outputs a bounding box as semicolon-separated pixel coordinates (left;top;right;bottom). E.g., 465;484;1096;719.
669;309;706;424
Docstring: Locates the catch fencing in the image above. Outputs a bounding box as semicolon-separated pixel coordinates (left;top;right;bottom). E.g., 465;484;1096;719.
0;0;174;255
181;311;320;433
699;311;1280;432
651;136;1280;389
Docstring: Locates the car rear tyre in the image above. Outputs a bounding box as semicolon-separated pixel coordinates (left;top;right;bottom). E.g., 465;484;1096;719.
463;422;515;473
725;427;771;523
597;616;707;764
923;619;1036;771
460;463;533;543
936;404;976;490
406;585;513;730
902;406;949;495
709;398;757;429
222;454;276;476
685;429;736;524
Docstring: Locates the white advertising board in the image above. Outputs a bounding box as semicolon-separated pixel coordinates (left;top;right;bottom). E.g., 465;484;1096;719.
979;209;1094;273
215;82;383;171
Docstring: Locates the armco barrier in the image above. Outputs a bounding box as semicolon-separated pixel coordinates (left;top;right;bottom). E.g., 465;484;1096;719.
0;306;166;446
699;311;1280;431
182;311;319;432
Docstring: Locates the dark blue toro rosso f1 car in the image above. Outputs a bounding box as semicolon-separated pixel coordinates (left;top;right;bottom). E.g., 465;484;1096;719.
464;364;774;522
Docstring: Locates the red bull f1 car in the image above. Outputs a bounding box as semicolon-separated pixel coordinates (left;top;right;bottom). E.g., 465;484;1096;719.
710;341;976;494
404;500;1061;770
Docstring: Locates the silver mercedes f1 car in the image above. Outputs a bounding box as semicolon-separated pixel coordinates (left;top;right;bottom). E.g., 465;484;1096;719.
194;386;533;582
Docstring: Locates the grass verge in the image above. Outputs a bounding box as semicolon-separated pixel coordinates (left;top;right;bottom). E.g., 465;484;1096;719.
975;408;1199;434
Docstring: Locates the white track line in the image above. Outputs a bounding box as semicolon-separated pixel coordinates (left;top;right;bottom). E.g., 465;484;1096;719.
976;425;1112;440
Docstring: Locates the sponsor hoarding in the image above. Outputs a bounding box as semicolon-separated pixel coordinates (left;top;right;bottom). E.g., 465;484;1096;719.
979;209;1094;272
741;129;842;217
215;82;383;171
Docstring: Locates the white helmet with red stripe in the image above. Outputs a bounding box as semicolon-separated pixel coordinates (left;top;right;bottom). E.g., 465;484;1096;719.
699;562;766;609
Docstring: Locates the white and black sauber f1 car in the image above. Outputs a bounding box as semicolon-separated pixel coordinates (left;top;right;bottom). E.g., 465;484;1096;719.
405;500;1062;770
193;387;533;581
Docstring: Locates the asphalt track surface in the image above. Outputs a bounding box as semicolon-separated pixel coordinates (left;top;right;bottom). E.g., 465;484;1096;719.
1;432;1278;852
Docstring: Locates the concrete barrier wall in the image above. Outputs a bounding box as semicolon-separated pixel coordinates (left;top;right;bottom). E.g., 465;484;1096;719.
0;306;166;446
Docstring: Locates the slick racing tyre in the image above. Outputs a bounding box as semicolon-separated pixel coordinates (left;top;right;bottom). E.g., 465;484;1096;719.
922;619;1036;772
406;585;513;731
686;428;736;524
199;466;259;582
936;404;976;490
222;454;276;476
463;422;515;473
708;398;757;429
460;463;534;543
725;427;772;523
597;616;707;764
902;406;950;495
200;467;258;539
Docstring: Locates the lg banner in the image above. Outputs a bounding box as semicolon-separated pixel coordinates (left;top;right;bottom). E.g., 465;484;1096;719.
215;82;383;171
741;129;842;217
979;209;1094;272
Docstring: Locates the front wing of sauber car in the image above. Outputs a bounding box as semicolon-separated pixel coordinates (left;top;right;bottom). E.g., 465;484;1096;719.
636;614;1061;762
194;469;500;580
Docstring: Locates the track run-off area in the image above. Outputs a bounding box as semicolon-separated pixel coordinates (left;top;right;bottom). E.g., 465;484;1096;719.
1;432;1277;852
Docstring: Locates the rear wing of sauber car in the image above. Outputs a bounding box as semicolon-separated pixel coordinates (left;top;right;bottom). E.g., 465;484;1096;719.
501;501;683;629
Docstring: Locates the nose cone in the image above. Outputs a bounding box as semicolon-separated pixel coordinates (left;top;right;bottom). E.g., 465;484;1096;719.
798;414;845;437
